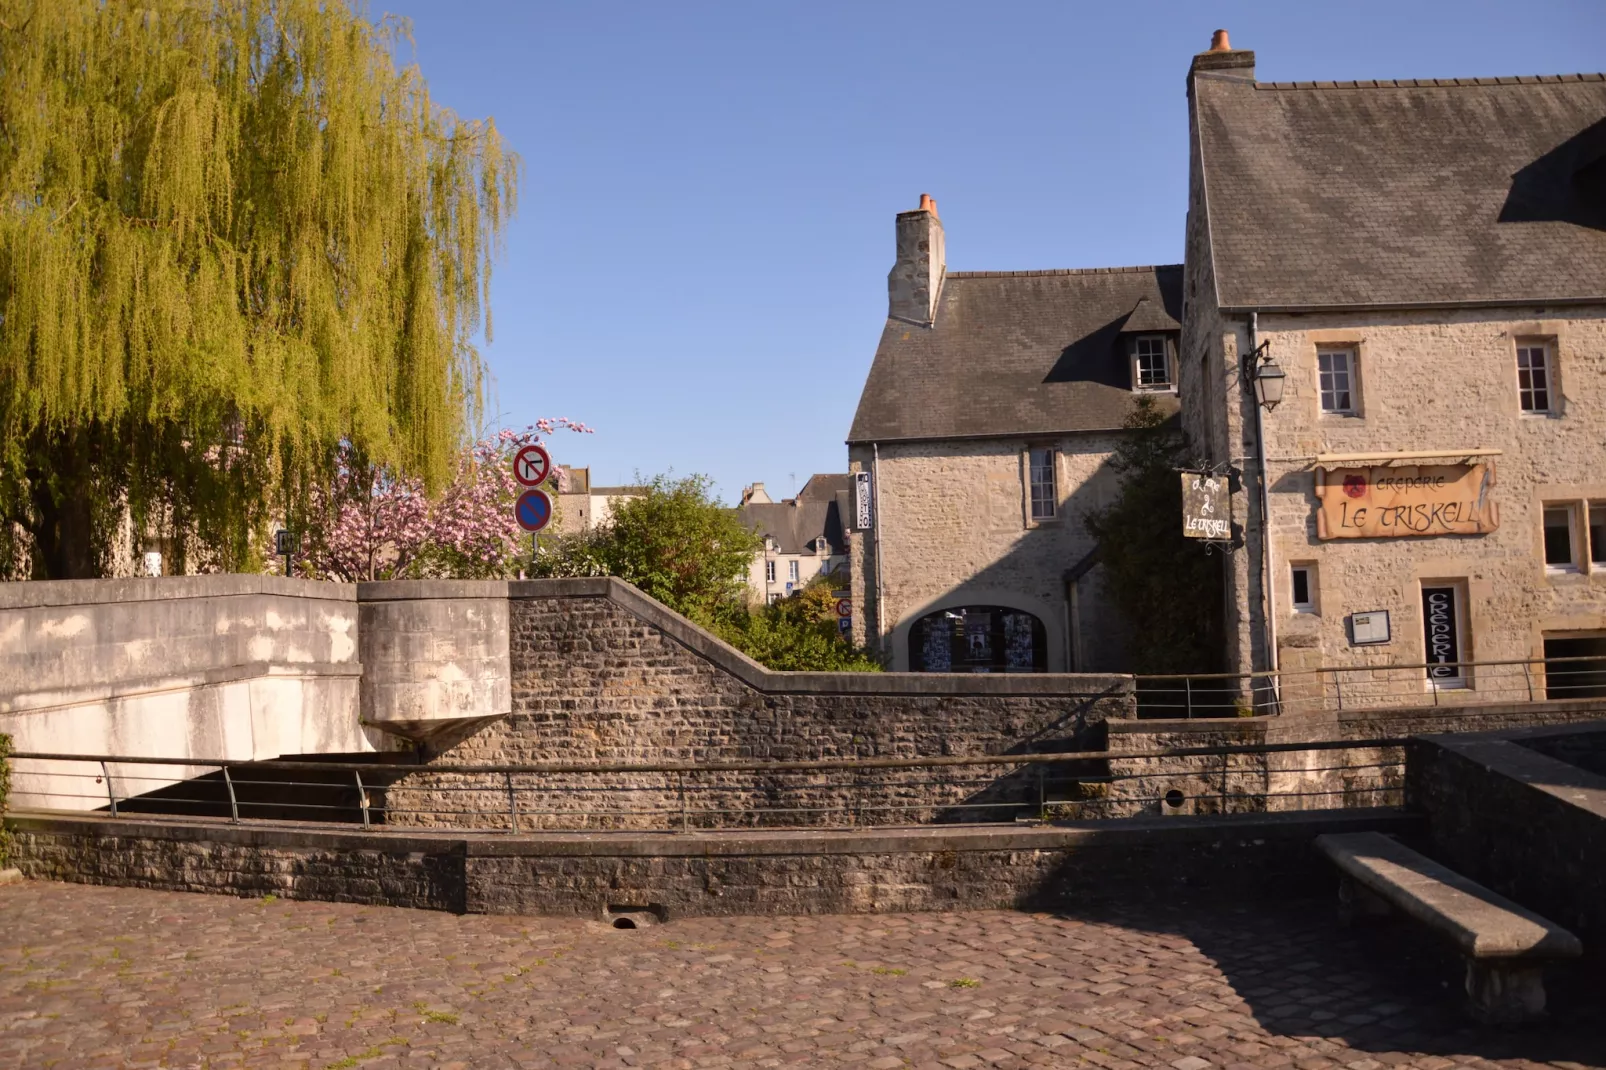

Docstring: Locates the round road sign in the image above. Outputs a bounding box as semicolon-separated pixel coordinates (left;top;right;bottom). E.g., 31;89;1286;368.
835;599;852;618
515;488;554;533
513;443;553;487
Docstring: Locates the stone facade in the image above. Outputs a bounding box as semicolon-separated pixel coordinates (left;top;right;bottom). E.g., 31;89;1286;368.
1181;47;1606;698
386;581;1133;830
848;436;1127;672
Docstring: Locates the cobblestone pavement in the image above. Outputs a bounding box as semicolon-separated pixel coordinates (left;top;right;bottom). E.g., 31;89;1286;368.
2;880;1602;1070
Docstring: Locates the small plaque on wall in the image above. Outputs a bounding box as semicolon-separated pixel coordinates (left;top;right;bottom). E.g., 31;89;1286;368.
1350;610;1391;646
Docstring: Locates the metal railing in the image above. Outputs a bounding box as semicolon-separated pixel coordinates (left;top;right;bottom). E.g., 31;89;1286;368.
4;737;1413;832
1132;652;1606;718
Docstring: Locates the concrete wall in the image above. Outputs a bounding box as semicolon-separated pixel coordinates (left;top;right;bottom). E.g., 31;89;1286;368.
356;580;511;746
386;578;1135;830
847;434;1128;673
3;806;1416;918
0;577;376;809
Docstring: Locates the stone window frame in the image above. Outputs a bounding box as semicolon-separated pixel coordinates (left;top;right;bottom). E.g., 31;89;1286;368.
1289;562;1319;614
1419;577;1473;691
1539;498;1605;577
1514;336;1559;417
1022;445;1060;527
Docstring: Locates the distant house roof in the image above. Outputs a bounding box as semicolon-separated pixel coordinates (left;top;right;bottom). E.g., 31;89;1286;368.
847;266;1182;445
739;500;846;556
591;485;648;496
796;473;851;503
1194;65;1606;310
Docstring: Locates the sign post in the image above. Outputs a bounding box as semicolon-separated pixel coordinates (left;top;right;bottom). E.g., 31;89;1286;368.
274;528;296;577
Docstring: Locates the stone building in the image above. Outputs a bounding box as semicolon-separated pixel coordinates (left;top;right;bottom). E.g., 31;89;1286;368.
739;474;851;605
1180;36;1606;702
553;466;647;536
846;196;1182;672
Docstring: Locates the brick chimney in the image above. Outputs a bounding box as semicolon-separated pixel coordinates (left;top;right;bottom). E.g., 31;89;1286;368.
888;193;945;326
1188;28;1255;92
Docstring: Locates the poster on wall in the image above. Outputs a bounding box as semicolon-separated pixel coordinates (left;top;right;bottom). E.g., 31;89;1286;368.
854;471;874;530
1315;464;1497;539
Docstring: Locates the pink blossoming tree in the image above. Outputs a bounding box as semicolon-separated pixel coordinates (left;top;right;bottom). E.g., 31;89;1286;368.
299;419;591;581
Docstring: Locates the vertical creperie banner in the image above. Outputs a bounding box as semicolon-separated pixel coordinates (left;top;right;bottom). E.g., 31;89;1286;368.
855;471;874;529
1180;472;1228;540
1422;585;1462;683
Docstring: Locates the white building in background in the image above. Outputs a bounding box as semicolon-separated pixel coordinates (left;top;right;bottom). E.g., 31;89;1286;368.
739;476;851;604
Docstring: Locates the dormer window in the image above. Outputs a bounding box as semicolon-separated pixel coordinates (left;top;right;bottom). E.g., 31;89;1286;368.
1131;335;1174;392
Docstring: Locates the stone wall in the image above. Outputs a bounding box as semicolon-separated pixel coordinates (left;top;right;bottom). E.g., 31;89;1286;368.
4;806;1417;919
387;579;1134;830
1406;724;1606;960
847;434;1130;672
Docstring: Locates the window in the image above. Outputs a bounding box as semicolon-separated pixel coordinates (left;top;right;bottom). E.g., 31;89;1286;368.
788;560;799;583
1544;505;1578;570
1422;583;1468;689
1028;448;1056;521
1317;349;1356;414
765;560;776;583
1290;565;1316;613
1516;342;1553;414
1591;503;1606;567
1132;335;1172;391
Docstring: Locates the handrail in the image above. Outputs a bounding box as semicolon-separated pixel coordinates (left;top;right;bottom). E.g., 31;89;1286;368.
1130;652;1606;684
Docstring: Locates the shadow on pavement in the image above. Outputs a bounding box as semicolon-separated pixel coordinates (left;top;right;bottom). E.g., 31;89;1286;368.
1052;893;1606;1067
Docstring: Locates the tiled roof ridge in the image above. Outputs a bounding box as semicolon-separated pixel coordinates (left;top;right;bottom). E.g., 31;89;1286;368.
948;264;1181;279
1256;72;1605;91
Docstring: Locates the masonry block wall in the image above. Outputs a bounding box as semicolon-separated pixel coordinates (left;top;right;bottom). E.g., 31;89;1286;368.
387;579;1134;830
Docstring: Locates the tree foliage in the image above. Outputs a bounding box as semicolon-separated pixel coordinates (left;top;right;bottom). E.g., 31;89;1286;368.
1084;396;1224;675
299;420;589;581
533;474;880;671
0;0;518;577
718;578;881;672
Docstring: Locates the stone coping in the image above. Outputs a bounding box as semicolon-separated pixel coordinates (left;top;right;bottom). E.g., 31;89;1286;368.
1420;726;1606;821
355;580;511;602
4;806;1419;858
509;578;1135;698
0;575;359;610
1;661;362;716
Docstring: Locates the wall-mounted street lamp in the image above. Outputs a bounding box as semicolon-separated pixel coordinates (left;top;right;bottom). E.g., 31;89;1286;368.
1241;342;1286;410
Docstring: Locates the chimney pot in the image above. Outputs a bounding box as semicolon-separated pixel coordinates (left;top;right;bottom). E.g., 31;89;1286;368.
918;193;938;215
1209;29;1231;51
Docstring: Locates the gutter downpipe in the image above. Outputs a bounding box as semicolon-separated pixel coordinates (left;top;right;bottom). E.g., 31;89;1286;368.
871;442;886;664
1248;312;1280;710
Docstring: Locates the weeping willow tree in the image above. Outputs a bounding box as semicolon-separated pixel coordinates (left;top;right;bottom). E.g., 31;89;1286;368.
0;0;518;577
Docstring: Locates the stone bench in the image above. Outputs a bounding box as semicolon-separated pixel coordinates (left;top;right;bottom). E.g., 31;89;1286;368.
1314;831;1581;1025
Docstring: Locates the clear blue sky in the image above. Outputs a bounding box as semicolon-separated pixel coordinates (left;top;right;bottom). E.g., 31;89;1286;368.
380;1;1606;503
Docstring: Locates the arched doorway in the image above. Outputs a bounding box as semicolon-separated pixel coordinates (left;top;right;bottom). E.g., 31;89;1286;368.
909;605;1047;673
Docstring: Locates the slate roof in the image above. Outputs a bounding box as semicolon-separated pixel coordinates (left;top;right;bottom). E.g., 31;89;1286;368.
796;473;852;503
847;267;1182;445
1194;66;1606;310
739;500;846;556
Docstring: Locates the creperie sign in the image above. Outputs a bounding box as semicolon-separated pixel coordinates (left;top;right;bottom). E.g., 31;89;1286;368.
1314;464;1498;539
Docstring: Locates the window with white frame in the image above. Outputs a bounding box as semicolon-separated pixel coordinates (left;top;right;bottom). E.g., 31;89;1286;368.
1516;342;1553;414
1290;565;1316;613
1544;504;1579;571
1028;448;1056;521
765;559;776;583
788;560;799;583
1131;335;1173;391
1317;349;1357;414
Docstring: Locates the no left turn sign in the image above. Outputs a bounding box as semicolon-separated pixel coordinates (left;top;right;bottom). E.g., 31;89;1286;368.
513;443;552;487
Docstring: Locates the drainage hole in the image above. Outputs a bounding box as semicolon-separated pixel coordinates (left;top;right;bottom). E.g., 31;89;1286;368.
1164;789;1186;809
612;917;637;930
